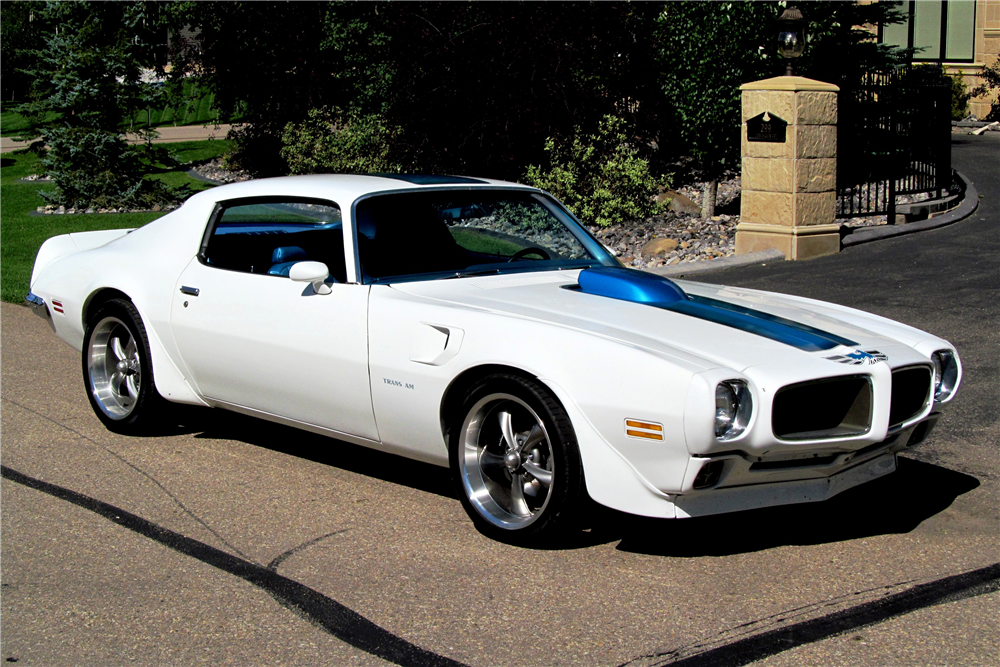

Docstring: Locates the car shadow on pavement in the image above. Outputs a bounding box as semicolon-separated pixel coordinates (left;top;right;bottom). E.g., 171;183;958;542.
607;457;979;557
174;405;458;499
158;407;978;553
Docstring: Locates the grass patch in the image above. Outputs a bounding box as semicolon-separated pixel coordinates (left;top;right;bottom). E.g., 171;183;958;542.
1;141;225;304
0;103;59;137
160;139;233;165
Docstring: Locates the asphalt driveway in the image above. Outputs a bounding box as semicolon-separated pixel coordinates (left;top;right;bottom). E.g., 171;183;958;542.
1;134;997;667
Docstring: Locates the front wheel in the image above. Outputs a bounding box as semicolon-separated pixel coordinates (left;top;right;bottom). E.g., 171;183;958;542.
450;373;585;544
83;298;162;433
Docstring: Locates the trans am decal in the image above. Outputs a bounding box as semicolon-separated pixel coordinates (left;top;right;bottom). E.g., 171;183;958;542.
825;349;888;365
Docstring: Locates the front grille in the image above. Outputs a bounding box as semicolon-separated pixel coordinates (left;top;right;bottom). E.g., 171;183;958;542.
772;375;872;441
889;366;932;430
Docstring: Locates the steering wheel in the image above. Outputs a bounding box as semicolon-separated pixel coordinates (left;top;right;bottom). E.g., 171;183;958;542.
507;247;551;262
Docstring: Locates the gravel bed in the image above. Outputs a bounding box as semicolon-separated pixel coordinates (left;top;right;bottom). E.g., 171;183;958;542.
588;212;738;268
34;203;179;215
589;177;742;269
190;158;252;184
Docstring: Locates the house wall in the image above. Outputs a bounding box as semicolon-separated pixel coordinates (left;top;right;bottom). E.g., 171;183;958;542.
872;1;998;118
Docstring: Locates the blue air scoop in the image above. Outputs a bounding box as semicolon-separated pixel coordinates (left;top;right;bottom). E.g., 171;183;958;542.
577;267;856;352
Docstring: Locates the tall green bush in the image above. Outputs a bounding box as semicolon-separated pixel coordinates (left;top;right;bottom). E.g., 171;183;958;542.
280;107;402;175
524;116;667;228
949;75;972;120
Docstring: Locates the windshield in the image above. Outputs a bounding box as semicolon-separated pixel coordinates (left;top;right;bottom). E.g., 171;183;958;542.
354;189;617;283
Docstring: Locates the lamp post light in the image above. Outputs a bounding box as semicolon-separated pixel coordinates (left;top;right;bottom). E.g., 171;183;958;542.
776;5;806;76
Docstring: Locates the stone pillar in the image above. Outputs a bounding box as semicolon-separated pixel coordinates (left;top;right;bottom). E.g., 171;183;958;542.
736;76;840;260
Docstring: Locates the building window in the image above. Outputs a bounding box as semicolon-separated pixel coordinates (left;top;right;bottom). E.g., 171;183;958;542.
881;0;977;63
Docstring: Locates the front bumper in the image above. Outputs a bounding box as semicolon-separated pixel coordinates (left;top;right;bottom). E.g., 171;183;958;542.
671;413;939;518
25;292;55;332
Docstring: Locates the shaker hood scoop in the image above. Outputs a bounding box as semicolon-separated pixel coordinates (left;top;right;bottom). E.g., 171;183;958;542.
576;267;858;352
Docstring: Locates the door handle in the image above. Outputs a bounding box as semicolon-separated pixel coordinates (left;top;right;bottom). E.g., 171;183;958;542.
179;286;200;296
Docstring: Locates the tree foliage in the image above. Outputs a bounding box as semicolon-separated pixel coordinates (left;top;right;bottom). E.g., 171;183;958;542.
362;2;665;180
167;1;665;180
654;1;775;187
164;1;390;176
11;1;919;219
0;1;45;102
17;1;175;209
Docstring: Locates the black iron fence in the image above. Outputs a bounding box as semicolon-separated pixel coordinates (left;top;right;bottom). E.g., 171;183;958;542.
837;64;952;220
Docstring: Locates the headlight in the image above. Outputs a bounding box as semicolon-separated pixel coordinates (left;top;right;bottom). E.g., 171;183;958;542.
715;380;752;440
931;350;958;403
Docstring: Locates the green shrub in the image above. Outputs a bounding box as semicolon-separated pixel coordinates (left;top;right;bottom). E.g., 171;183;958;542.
949;75;972;121
523;116;666;227
280;107;402;175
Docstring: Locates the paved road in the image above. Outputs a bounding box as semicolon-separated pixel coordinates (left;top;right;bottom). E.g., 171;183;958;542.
2;135;997;666
0;124;233;153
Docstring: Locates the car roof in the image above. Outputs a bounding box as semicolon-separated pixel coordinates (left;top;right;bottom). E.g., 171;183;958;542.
185;173;538;208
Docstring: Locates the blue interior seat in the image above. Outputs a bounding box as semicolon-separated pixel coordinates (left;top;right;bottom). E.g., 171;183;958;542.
268;246;308;276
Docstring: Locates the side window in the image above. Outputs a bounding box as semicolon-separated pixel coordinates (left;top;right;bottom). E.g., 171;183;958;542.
201;199;347;282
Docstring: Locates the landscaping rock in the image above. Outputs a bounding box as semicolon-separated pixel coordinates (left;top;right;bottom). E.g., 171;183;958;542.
641;238;679;257
663;190;700;215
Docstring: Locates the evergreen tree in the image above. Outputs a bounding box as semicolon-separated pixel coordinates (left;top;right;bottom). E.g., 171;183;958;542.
19;1;174;210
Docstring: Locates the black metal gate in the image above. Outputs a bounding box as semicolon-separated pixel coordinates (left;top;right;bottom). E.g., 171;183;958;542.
837;64;952;221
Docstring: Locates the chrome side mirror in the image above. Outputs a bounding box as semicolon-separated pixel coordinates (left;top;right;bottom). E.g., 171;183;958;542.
289;261;332;295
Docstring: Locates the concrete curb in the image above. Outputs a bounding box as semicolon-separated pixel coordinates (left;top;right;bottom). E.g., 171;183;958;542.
841;171;979;247
643;248;787;278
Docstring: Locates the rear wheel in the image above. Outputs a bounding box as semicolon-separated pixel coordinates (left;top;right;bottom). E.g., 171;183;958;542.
83;298;162;433
450;373;585;544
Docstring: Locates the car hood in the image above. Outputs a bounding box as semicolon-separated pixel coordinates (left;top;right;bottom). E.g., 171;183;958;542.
388;269;933;372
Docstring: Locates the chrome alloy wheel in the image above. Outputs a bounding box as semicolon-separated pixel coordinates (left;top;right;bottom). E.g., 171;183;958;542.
458;393;555;529
87;316;142;419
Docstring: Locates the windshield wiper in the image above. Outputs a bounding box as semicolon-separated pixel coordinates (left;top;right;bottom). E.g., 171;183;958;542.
442;268;504;280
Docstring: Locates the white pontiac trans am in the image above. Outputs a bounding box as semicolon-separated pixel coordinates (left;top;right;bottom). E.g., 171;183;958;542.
27;174;962;543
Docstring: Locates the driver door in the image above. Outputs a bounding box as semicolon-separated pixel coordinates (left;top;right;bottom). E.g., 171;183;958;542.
169;197;379;442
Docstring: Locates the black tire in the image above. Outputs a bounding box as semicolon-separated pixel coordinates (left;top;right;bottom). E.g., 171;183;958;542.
82;298;163;434
449;373;585;545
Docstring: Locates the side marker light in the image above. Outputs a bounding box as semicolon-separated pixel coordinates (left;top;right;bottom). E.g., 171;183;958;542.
626;419;664;441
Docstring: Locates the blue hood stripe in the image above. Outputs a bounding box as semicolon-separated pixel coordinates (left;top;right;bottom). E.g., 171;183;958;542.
675;296;856;352
577;267;856;352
